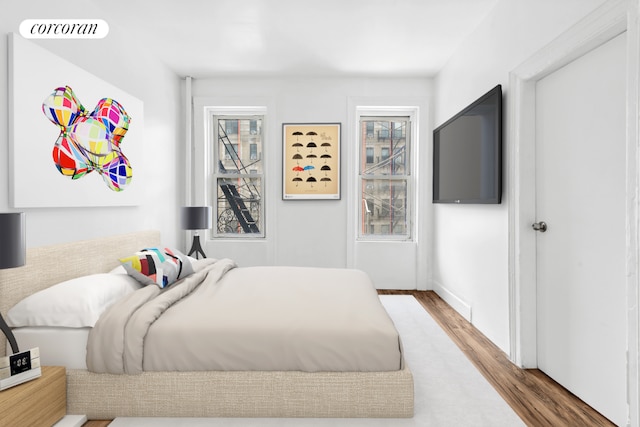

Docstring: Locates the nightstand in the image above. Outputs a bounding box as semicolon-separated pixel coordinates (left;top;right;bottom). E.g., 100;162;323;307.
0;366;66;427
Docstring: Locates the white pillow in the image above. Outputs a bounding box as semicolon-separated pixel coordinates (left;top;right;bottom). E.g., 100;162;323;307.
7;273;142;328
109;265;127;274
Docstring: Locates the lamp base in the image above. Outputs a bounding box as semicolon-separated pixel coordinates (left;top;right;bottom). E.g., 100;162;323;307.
187;235;207;259
0;312;19;355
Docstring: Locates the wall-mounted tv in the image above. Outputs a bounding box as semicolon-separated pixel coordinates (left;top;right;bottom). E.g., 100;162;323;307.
433;84;502;204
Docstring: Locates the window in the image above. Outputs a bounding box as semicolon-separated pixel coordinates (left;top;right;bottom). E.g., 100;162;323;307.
366;121;375;137
366;147;374;164
225;120;238;135
224;143;239;160
359;116;411;239
381;147;390;162
213;115;264;237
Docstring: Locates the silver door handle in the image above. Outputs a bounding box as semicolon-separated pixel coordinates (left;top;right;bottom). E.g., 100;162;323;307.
532;221;547;232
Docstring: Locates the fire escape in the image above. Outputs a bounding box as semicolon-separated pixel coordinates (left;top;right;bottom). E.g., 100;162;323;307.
217;123;260;234
362;122;407;234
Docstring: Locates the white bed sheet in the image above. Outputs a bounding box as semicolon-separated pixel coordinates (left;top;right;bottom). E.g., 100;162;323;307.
8;327;89;369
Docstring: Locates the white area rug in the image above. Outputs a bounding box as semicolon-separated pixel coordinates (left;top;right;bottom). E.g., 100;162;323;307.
111;295;524;426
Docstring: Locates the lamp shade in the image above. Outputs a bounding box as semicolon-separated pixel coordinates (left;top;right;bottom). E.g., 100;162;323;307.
181;206;212;230
0;212;25;269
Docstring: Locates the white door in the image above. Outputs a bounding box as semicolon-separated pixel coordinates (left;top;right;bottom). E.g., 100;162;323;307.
535;33;627;426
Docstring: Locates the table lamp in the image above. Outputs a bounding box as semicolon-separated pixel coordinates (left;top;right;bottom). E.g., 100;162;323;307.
181;206;211;259
0;212;26;355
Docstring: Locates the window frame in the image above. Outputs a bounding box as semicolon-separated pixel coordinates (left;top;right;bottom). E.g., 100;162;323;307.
356;112;415;242
207;110;266;239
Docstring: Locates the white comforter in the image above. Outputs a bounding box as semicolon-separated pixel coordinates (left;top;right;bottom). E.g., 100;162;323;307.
87;259;403;374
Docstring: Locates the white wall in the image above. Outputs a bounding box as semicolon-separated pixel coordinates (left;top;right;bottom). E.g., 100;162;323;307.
1;2;182;248
432;0;607;352
192;77;432;289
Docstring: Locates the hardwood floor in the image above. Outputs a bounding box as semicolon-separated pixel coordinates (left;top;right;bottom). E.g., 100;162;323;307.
379;290;616;426
82;290;615;427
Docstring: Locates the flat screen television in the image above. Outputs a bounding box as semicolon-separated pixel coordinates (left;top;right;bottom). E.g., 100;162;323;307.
432;84;502;204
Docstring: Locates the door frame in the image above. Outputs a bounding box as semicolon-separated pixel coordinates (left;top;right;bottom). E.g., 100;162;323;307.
507;0;639;424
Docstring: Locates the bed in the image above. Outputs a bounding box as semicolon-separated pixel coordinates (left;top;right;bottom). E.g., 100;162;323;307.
0;230;414;419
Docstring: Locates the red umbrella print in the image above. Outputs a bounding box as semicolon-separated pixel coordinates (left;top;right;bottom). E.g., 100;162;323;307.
292;165;304;176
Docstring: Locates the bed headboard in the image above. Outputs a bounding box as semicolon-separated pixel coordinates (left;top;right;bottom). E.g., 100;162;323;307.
0;230;161;356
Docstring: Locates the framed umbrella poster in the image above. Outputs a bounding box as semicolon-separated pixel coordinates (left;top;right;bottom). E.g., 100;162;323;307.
283;123;340;200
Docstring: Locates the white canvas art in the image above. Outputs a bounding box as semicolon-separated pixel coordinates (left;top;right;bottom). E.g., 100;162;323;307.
8;33;144;207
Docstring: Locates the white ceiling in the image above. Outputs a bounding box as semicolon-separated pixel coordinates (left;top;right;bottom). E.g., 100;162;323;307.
96;0;500;78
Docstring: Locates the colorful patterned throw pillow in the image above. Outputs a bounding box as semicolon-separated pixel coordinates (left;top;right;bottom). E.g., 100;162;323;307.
119;247;194;288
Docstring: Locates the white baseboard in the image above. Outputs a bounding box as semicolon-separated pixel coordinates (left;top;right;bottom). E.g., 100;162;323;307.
432;282;472;322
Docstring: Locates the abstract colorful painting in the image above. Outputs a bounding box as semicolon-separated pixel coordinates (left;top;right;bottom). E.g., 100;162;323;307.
42;86;133;192
283;123;341;200
8;33;144;207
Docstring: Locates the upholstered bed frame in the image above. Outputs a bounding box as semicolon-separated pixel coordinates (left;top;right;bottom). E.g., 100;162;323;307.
0;230;414;419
